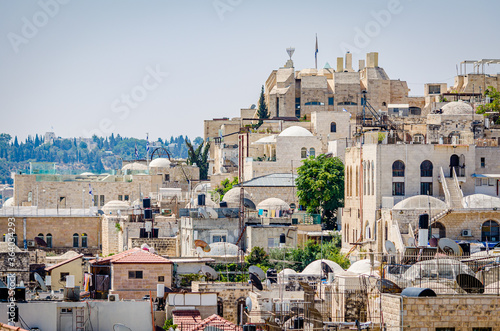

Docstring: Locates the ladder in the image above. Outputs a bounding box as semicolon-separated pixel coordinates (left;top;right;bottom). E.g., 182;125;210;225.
75;307;85;330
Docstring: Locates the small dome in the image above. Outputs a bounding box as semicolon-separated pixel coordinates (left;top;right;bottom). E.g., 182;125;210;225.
80;172;94;176
347;259;381;275
257;198;290;210
463;194;500;208
3;198;14;207
441;101;473;115
122;162;148;171
278;126;313;137
150;158;171;168
102;200;131;214
222;188;252;207
393;195;447;210
301;259;345;275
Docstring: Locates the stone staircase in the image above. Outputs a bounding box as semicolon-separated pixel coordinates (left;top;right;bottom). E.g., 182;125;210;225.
444;177;463;208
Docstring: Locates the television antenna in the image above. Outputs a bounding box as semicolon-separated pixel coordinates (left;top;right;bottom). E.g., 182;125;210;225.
286;47;295;60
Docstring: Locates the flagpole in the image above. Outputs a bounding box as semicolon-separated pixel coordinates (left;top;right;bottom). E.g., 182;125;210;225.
315;33;318;70
146;133;150;172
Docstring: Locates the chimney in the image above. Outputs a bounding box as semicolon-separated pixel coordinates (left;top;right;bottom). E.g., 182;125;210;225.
366;52;379;68
359;59;365;71
336;57;344;72
345;52;353;72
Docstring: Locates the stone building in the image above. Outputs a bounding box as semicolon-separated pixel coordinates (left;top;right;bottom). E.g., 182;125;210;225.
45;254;84;291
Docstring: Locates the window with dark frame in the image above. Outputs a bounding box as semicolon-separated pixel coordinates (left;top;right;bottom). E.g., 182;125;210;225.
128;271;143;279
481;157;485;168
392;182;405;196
60;272;70;281
158;276;165;282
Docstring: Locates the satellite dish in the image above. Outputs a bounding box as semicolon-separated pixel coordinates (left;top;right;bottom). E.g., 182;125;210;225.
407;238;416;247
201;265;218;280
198;208;209;218
245;297;252;312
113;324;132;331
34;272;47;291
206;207;219;219
429;237;438;247
249;273;263;291
438;238;461;256
249;266;266;280
456;274;484;294
376;278;402;294
385;240;396;254
243;198;256;210
34;237;48;247
195;240;211;253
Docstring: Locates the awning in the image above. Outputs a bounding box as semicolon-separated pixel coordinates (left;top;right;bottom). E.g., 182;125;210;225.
471;174;500;178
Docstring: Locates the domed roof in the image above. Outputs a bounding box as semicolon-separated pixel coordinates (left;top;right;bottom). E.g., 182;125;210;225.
347;259;381;275
122;162;148;171
279;126;313;137
257;198;290;210
80;172;94;176
301;259;345;275
149;158;171;168
463;194;500;208
441;101;473;115
393;195;447;210
102;200;131;214
222;188;252;206
3;198;14;207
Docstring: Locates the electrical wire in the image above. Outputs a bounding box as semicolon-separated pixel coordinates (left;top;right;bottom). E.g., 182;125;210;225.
18;313;31;330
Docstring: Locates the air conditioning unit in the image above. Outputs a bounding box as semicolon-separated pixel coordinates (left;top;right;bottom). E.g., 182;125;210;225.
108;294;119;302
462;229;472;237
27;240;35;247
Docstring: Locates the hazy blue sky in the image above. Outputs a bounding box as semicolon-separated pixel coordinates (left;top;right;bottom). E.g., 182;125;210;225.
1;0;500;141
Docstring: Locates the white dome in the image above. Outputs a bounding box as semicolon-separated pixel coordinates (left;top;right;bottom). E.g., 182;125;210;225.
80;172;94;176
278;268;297;276
122;162;148;171
347;259;381;275
279;126;313;137
393;195;447;210
463;194;500;208
441;101;473;115
3;198;14;207
301;259;345;275
149;158;171;168
222;188;252;206
203;242;242;256
102;200;131;214
257;198;290;210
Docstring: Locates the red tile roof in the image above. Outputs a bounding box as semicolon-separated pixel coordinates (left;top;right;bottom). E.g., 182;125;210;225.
92;248;172;265
172;310;202;326
191;314;242;331
46;254;84;272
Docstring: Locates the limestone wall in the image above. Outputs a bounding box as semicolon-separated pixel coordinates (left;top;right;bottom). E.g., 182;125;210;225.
129;237;179;257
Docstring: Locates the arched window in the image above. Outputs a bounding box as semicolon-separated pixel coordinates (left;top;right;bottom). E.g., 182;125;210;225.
384;222;388;241
73;233;79;248
237;298;246;325
330;122;337;133
420;160;433;177
81;233;88;248
431;222;446;239
309;148;315;157
37;233;44;242
46;233;52;248
371;160;375;195
482;220;500;242
365;223;371;239
301;147;307;159
392;161;405;177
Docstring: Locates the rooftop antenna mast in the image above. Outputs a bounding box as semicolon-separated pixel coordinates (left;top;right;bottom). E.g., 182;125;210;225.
286;47;295;60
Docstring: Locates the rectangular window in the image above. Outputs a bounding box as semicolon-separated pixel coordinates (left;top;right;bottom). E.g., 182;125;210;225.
428;85;441;94
118;195;123;201
100;195;105;206
212;235;226;243
124;195;129;201
328;97;334;105
164;174;170;181
128;271;143;279
481;157;485;168
73;235;79;248
158;276;165;282
472;329;491;331
81;235;88;248
60;272;70;281
392;182;405;196
94;195;98;207
268;238;278;248
421;182;433;196
489;178;495;186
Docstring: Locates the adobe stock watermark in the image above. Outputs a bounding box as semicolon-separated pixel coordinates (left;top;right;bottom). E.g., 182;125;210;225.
7;0;71;54
6;217;17;326
339;0;404;54
83;65;168;138
213;0;243;21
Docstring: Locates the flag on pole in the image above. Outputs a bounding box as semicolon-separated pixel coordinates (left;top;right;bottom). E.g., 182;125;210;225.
343;108;352;118
315;34;318;69
134;142;139;159
89;184;94;206
146;134;150;158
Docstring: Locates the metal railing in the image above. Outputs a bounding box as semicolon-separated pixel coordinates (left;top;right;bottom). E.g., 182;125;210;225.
439;166;452;208
452;167;465;208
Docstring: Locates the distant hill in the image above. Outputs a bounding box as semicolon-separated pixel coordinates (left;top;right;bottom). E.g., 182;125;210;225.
0;133;203;184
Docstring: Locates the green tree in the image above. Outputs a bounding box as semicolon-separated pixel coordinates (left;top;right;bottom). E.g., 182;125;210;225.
296;154;344;229
215;177;238;199
245;246;269;266
186;140;211;180
256;85;269;128
477;86;500;114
